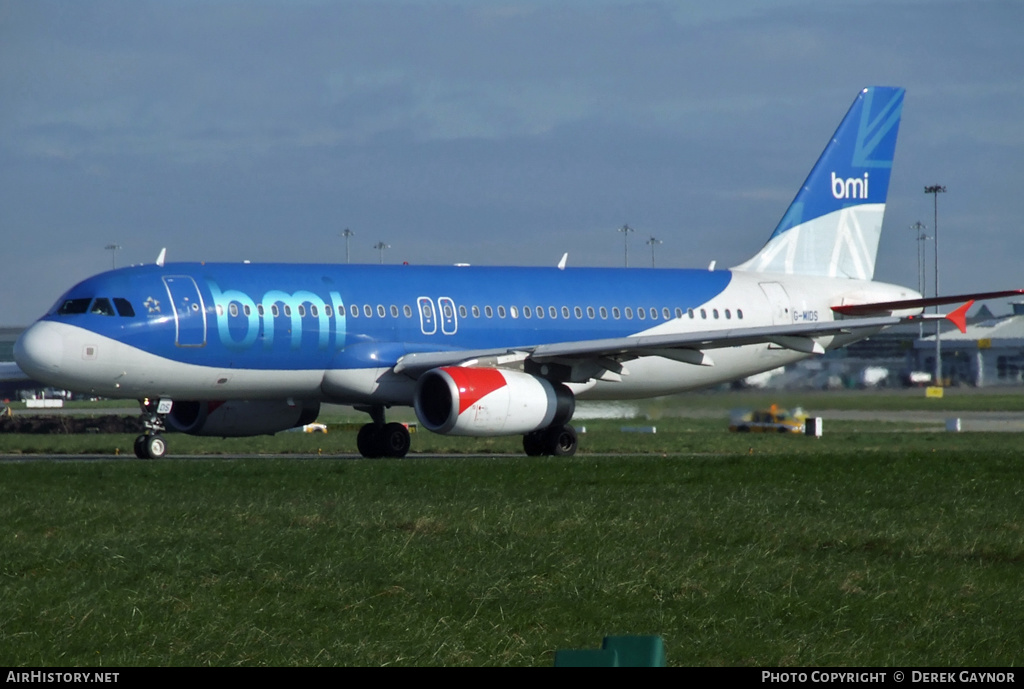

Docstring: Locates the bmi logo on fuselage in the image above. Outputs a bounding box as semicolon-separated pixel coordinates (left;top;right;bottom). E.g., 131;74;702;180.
831;172;869;200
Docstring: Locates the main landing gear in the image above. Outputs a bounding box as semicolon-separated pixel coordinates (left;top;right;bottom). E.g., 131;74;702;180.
134;398;169;459
522;424;578;457
355;405;411;458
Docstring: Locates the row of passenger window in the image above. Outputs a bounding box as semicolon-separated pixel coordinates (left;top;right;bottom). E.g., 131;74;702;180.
219;301;745;322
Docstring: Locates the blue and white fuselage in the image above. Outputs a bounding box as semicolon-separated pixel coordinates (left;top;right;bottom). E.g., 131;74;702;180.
15;263;915;404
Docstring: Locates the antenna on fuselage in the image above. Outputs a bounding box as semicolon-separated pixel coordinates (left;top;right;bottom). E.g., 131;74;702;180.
558;253;568;270
156;248;166;267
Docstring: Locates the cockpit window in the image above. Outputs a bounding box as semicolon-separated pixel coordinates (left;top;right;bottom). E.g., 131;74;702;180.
90;298;116;316
113;298;135;317
57;298;92;315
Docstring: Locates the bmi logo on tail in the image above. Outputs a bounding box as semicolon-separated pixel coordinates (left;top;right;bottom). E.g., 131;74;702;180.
831;172;869;200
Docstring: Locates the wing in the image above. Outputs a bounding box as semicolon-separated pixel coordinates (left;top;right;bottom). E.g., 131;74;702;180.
393;315;905;379
392;292;1005;380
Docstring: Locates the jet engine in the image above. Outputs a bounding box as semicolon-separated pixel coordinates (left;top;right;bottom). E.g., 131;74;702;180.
414;367;574;436
166;399;321;437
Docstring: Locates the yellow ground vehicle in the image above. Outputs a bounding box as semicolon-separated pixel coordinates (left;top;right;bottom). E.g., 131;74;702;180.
729;404;806;434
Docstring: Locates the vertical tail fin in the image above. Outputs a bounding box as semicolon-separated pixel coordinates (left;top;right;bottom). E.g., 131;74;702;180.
734;86;905;280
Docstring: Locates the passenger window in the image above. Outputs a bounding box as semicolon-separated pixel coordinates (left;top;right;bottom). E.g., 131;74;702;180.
737;309;744;319
273;304;281;318
311;305;319;318
244;305;252;317
284;305;292;317
535;306;544;319
377;305;386;318
350;304;358;318
725;309;731;319
637;308;645;320
472;305;480;318
600;306;608;319
612;307;621;319
549;306;557;319
323;305;331;317
561;306;570;319
229;303;239;318
625;307;633;319
701;309;707;319
523;306;532;319
298;305;306;317
713;309;719;319
663;307;671;320
485;306;493;318
688;308;694;319
113;298;136;317
404;305;413;317
574;306;582;319
650;308;658;320
587;306;595;319
364;305;372;317
458;305;466;318
498;306;506;318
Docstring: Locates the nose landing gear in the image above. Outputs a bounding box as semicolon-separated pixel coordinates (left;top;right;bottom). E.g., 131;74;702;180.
134;398;170;459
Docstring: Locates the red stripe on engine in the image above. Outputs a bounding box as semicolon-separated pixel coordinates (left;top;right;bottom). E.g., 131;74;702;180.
441;367;508;415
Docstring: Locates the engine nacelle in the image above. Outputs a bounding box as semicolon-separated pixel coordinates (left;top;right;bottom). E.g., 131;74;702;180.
166;399;321;437
414;367;574;436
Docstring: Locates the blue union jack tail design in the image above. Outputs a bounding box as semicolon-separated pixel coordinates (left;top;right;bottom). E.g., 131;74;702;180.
735;86;905;280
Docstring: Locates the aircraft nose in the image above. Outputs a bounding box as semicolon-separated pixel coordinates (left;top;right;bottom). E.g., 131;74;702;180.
14;321;66;382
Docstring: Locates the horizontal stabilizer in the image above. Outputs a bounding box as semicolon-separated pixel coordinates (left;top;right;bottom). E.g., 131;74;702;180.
831;289;1024;316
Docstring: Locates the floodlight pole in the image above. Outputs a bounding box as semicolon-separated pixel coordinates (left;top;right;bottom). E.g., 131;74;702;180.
925;185;947;385
910;222;929;339
374;241;390;264
618;224;634;267
341;228;354;263
105;244;122;270
647;236;662;268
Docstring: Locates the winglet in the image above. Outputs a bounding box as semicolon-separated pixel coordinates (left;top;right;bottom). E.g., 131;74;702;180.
945;300;973;334
156;248;166;267
558;253;568;270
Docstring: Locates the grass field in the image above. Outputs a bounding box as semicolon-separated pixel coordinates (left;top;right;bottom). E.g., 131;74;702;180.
2;403;1023;666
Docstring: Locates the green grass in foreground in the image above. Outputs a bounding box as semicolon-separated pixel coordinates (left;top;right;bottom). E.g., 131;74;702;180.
2;429;1023;666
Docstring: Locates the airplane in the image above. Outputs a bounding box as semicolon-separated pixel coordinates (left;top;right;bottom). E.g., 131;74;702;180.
13;86;1022;459
0;361;41;401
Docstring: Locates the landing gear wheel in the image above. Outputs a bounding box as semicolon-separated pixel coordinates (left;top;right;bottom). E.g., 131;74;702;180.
544;424;577;457
523;430;545;456
356;424;384;458
381;422;411;458
133;435;147;459
145;434;167;459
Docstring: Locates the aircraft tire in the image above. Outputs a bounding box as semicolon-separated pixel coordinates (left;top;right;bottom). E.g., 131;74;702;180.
523;430;545;456
545;424;577;457
145;434;167;459
381;422;411;458
133;435;147;459
356;424;384;459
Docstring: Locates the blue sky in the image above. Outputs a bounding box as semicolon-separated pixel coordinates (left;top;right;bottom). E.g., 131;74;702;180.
2;0;1022;325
